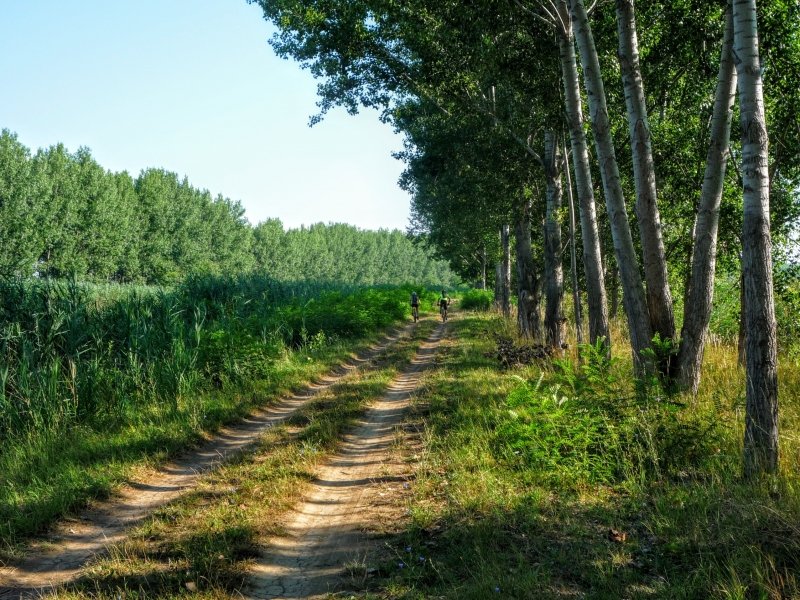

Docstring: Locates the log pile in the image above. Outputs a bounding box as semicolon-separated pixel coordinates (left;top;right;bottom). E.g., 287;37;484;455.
484;334;552;368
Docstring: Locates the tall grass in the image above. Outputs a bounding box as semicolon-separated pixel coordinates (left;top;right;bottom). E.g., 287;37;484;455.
0;275;425;551
388;310;800;598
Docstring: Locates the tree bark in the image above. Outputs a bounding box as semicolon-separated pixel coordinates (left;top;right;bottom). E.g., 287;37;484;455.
677;2;737;394
544;131;566;352
494;261;503;307
515;200;542;340
480;243;487;290
610;263;619;319
500;224;512;318
557;2;610;349
615;0;675;343
564;137;584;349
733;0;779;477
738;272;746;366
569;0;653;369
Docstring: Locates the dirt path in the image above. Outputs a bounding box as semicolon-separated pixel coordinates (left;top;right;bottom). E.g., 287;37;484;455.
0;323;417;599
246;322;445;599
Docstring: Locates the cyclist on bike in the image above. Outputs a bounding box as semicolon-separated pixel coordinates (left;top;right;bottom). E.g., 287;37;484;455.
438;290;450;322
410;291;420;322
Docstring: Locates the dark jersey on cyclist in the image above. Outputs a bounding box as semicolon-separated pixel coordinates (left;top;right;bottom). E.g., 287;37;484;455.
410;292;419;307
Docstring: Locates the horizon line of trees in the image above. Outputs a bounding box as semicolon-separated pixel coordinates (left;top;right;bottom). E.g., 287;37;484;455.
0;129;459;288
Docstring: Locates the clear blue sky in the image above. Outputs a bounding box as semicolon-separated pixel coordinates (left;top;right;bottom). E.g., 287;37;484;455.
0;0;411;230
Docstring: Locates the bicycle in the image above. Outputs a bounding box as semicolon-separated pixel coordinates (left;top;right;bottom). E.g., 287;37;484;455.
411;304;419;322
439;300;448;322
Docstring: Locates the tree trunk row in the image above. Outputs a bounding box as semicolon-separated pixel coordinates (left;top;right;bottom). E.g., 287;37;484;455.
569;0;653;370
558;0;609;350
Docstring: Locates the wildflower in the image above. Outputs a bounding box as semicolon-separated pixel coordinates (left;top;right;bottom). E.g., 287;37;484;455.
398;561;405;569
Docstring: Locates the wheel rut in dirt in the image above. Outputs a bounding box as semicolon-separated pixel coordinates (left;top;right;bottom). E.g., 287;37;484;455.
246;322;445;599
0;322;417;598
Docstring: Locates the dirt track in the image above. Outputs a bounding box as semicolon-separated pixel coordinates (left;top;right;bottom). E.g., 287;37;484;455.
0;323;417;599
246;322;444;599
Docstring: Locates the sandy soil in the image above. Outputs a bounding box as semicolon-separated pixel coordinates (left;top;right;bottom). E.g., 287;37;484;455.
0;323;416;599
246;322;444;599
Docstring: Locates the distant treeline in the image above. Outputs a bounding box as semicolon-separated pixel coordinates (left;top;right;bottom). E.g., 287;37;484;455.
253;219;458;287
0;130;458;287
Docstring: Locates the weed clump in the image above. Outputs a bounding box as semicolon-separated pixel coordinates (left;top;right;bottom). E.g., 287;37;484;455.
494;341;727;488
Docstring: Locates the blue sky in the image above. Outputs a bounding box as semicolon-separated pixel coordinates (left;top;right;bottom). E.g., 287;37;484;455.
0;0;411;230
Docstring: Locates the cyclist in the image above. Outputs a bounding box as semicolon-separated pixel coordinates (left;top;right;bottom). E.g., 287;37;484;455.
410;291;420;322
438;290;450;322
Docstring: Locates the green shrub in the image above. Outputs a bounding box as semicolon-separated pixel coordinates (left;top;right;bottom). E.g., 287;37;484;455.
459;289;493;311
495;376;622;485
494;341;727;488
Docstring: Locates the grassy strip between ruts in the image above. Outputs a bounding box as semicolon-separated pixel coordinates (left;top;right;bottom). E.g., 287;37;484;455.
0;286;434;564
355;312;800;600
50;319;436;599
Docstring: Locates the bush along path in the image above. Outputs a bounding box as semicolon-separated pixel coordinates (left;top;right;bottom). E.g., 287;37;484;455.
0;318;424;598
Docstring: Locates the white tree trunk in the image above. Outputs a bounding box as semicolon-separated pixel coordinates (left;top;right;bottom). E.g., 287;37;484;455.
733;0;779;477
569;0;653;369
500;224;512;318
677;2;737;394
615;0;675;344
564;137;584;349
544;131;566;351
610;263;620;319
558;1;609;349
480;244;487;290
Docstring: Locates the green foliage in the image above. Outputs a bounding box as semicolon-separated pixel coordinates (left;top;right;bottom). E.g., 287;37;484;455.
775;262;800;352
0;277;425;442
252;220;459;288
133;169;255;283
495;340;726;488
496;376;621;485
0;276;425;545
707;269;800;353
274;287;409;344
0;131;257;284
382;314;800;598
707;274;742;340
459;288;493;311
0;131;39;275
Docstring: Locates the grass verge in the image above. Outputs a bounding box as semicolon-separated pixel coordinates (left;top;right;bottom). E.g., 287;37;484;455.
363;312;800;599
